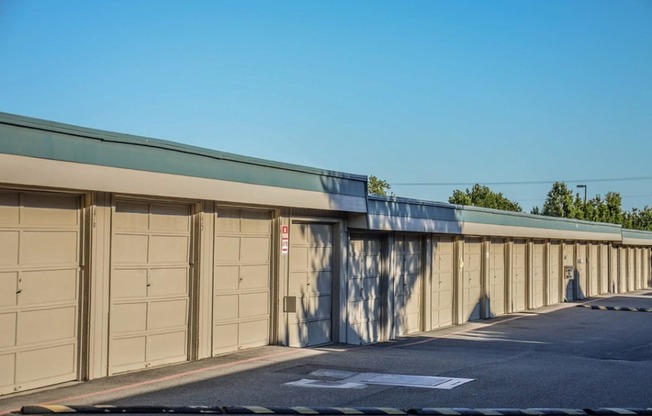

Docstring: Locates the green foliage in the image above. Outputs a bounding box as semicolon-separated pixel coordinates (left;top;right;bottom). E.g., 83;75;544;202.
623;206;652;231
535;182;652;231
541;182;583;219
448;184;522;212
368;175;391;196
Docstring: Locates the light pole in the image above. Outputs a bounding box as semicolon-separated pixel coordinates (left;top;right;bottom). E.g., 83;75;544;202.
576;184;587;205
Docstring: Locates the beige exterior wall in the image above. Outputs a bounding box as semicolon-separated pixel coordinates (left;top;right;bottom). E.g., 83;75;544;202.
3;182;652;397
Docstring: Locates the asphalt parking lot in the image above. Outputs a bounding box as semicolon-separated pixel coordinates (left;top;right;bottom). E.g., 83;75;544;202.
2;292;652;414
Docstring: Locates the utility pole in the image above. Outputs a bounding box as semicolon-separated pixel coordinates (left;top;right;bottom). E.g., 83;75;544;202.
576;184;587;205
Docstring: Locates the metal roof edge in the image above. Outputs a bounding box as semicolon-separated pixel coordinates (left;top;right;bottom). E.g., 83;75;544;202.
0;112;367;181
621;228;652;241
366;195;623;236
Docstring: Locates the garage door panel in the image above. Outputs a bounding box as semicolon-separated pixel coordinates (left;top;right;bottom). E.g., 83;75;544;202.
289;272;308;294
148;331;187;362
309;271;332;294
309;224;333;246
149;236;189;263
240;319;269;345
289;320;330;347
309;247;333;270
22;231;78;265
215;209;241;232
214;266;239;291
21;269;78;305
148;300;187;330
0;353;15;388
112;269;148;299
112;303;147;333
215;237;240;262
350;256;381;278
296;295;331;322
213;294;239;320
17;306;76;345
213;324;238;352
17;343;75;383
240;265;270;289
348;278;381;300
0;193;19;225
150;204;191;231
289;247;309;270
349;299;381;322
21;194;79;226
149;268;188;297
240;292;269;318
114;201;149;228
0;313;16;348
0;272;18;307
113;234;148;264
241;212;271;234
0;231;19;265
111;337;146;368
241;237;270;262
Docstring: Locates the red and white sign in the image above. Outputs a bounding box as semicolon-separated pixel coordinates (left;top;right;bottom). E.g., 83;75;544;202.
281;225;289;255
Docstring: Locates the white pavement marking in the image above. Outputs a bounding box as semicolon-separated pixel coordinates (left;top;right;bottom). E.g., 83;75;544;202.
285;370;474;390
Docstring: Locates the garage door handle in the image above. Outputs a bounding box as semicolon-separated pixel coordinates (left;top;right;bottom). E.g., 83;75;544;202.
16;289;22;294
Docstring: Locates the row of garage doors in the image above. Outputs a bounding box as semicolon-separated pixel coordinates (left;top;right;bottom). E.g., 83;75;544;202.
344;235;651;345
0;190;349;395
1;190;651;395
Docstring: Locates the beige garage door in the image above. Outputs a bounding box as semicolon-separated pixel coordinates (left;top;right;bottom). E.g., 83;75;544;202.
109;200;192;374
489;240;506;317
600;245;609;294
636;248;644;290
563;244;575;301
589;245;599;297
548;243;561;305
462;239;482;322
512;241;527;312
288;222;333;347
532;242;545;309
618;248;627;294
576;244;587;299
431;237;454;329
0;191;81;395
213;208;272;355
347;235;382;345
394;235;421;336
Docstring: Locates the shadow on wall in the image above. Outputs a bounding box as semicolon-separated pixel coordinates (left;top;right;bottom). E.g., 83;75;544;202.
346;198;465;344
288;220;336;347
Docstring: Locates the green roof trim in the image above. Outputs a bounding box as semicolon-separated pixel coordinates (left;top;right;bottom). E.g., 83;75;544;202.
457;204;622;235
622;229;652;241
0;112;367;197
367;196;623;236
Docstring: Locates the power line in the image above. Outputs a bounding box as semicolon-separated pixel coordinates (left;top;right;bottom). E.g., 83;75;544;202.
392;175;652;186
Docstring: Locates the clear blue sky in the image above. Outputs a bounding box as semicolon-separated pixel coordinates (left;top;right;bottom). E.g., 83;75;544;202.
1;0;651;212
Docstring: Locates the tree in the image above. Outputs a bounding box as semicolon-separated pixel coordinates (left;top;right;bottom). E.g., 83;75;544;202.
541;182;583;219
448;184;522;212
604;192;623;225
368;175;391;196
623;206;652;231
